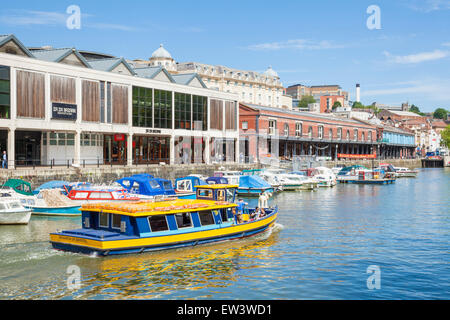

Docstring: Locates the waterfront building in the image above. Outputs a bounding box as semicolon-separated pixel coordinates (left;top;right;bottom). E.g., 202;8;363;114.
0;35;239;168
239;103;380;163
376;125;416;159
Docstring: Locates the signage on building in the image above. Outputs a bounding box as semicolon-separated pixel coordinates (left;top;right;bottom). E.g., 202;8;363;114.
337;153;377;159
146;129;162;134
51;103;77;120
114;134;125;142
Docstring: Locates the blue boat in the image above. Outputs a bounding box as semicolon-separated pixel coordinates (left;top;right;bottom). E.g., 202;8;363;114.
174;176;208;199
116;174;177;198
237;175;274;197
206;177;229;185
31;189;81;216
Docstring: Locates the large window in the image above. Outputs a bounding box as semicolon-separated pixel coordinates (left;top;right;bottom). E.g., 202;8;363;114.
354;129;358;141
154;89;172;129
337;128;342;140
0;66;10;119
198;210;215;226
175;93;191;129
318;126;324;139
192;95;207;131
132;86;153;128
175;213;193;229
148;215;169;232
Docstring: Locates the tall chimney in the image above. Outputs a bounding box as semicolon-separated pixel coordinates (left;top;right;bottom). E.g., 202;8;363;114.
356;84;361;103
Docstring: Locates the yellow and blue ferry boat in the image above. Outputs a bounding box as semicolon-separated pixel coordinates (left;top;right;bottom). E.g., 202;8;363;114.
49;184;278;256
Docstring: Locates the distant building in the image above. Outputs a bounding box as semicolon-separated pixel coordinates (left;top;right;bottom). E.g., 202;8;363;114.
286;84;349;102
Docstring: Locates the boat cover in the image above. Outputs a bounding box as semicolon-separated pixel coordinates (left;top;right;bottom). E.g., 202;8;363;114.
206;177;229;185
33;181;70;194
116;175;176;196
239;175;271;190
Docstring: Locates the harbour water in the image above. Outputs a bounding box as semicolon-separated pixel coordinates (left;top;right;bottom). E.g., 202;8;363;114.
0;168;448;300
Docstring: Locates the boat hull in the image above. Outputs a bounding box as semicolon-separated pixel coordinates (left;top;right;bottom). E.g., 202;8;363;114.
176;192;196;200
0;209;32;225
236;188;275;197
30;205;81;216
339;179;396;184
50;210;277;256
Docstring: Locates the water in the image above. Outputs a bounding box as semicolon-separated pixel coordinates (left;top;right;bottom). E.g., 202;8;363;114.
0;168;449;299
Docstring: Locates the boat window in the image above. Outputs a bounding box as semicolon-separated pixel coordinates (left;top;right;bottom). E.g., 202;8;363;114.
217;190;225;201
9;202;22;209
226;189;234;201
148;215;169;232
149;180;161;189
197;189;213;199
162;181;172;190
73;192;88;199
177;180;192;191
112;214;121;229
198;210;215;226
99;212;109;228
175;213;193;229
89;192;104;199
0;203;6;210
219;209;228;222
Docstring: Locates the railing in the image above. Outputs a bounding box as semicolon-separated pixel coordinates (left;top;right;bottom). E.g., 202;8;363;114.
1;158;171;170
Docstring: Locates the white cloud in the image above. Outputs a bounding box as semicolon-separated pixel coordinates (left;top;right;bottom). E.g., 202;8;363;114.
406;0;450;12
0;9;136;32
383;50;449;64
245;39;345;51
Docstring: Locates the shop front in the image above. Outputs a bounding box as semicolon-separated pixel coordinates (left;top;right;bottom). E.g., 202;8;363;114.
133;135;170;164
104;134;127;165
15;131;41;166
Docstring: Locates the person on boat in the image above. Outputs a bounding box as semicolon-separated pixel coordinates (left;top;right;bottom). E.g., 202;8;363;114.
258;192;270;210
233;207;243;224
237;199;247;214
250;207;259;220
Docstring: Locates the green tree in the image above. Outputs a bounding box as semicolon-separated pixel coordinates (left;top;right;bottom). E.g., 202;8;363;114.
410;104;422;114
332;101;342;109
297;95;316;109
433;108;448;120
441;125;450;148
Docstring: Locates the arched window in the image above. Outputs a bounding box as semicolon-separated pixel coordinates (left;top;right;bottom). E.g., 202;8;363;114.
361;132;365;142
318;126;324;139
337;128;342;140
329;128;333;140
308;126;313;138
346;130;350;140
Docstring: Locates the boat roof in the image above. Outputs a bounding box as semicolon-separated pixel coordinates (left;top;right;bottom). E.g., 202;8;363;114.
196;184;239;189
81;199;237;217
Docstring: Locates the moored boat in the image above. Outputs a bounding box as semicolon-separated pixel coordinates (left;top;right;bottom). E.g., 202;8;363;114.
31;189;81;216
116;174;177;199
309;167;337;187
394;167;418;178
0;198;32;225
49;184;278;256
237;175;275;196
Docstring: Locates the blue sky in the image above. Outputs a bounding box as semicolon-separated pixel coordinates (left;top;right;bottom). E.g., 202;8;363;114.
1;0;450;112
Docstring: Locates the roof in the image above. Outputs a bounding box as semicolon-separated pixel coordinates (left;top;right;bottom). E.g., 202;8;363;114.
0;34;34;57
382;110;422;117
81;199;237;217
197;184;239;189
171;73;207;88
151;44;172;59
432;120;448;128
134;66;175;82
31;47;91;68
88;57;136;75
241;102;376;127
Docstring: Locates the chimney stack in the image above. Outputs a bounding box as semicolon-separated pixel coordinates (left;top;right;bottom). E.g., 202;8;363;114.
356;84;361;103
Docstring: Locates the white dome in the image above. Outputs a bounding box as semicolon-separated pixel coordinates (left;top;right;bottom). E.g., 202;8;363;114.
151;44;172;59
264;66;278;78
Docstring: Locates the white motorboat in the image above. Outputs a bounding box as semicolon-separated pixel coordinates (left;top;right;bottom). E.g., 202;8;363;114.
0;198;32;225
279;174;319;191
258;171;283;191
310;167;337;187
331;164;346;175
394;167;418;178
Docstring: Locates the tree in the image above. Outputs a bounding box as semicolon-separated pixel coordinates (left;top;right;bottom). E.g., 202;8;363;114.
433;108;448;120
332;101;342;110
410;104;423;115
297;95;316;109
441;125;450;148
